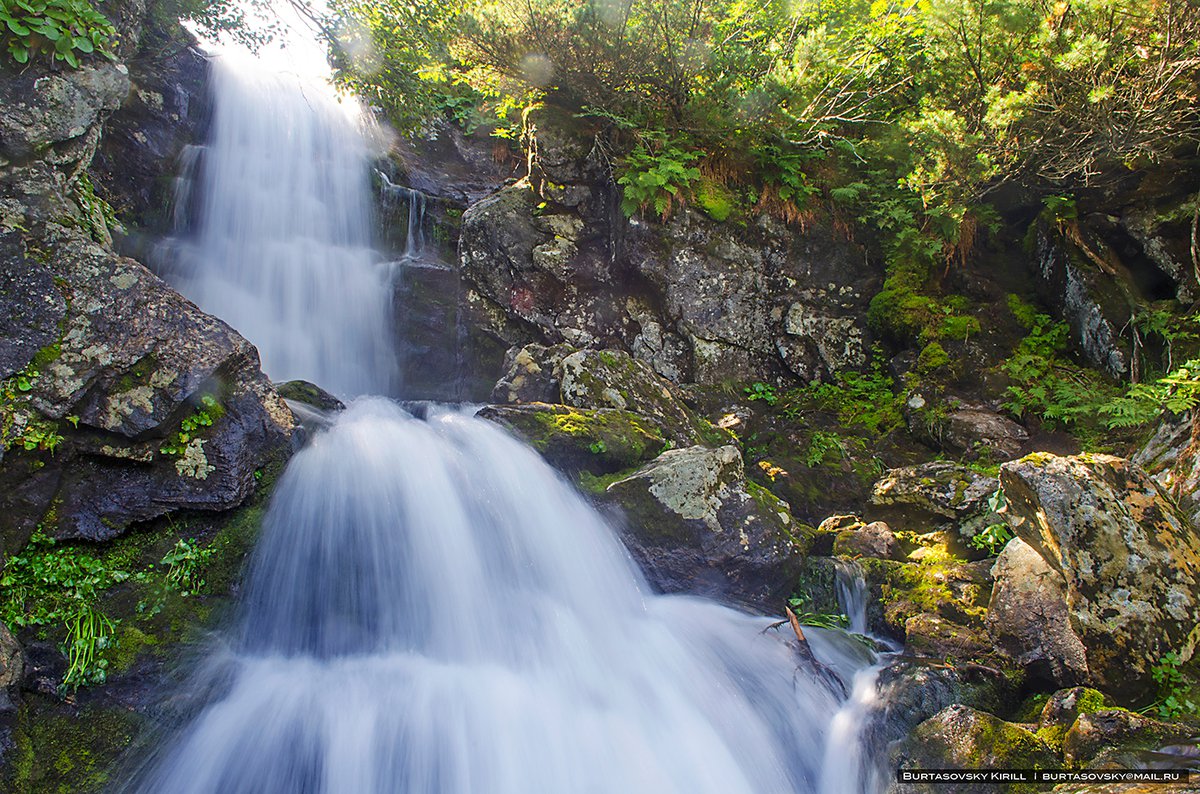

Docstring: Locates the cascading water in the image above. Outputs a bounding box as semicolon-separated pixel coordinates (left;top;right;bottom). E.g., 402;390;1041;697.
165;54;397;396
130;51;891;793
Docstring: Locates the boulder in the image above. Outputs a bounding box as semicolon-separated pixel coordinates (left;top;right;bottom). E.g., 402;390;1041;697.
1035;687;1109;749
274;380;345;412
1063;709;1196;768
605;445;807;610
1001;453;1200;699
986;538;1089;688
1134;410;1200;528
892;705;1057;792
0;45;293;553
479;403;666;478
558;348;723;446
833;520;905;560
0;622;22;711
870;461;1003;549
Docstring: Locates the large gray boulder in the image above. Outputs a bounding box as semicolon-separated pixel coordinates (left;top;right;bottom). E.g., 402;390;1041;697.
605;445;807;610
1001;452;1200;699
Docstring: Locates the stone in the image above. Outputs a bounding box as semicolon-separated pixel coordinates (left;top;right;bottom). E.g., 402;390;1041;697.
1063;709;1196;768
940;404;1030;461
986;538;1090;688
0;63;130;162
1036;687;1109;749
558;348;723;446
1001;452;1200;700
490;343;577;404
0;621;22;710
904;613;992;660
0;232;67;379
892;705;1057;791
605;445;807;610
833;520;905;560
869;461;1003;550
1033;225;1131;379
479;403;666;478
274;380;345;412
1134;411;1200;528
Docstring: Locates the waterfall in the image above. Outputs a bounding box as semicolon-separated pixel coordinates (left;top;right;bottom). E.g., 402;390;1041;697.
130;52;890;793
835;559;870;636
165;54;397;397
128;400;880;793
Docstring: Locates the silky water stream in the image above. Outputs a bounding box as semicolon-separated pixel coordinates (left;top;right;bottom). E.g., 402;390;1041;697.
132;51;892;794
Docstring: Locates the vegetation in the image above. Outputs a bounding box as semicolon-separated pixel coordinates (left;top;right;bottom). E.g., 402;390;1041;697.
0;531;126;690
0;0;114;67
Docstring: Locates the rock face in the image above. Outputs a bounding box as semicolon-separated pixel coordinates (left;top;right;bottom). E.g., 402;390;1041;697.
986;538;1089;688
0;20;293;554
457;107;880;386
606;445;806;610
1062;709;1196;768
1001;453;1200;699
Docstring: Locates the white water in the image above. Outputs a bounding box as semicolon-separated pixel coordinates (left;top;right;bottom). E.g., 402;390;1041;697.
130;401;887;793
167;55;397;396
132;54;891;793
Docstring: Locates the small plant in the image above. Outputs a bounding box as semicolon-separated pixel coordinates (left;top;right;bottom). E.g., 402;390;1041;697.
805;430;846;467
1149;651;1197;719
970;488;1014;556
617;135;701;218
0;0;116;67
160;538;216;596
0;530;127;691
744;382;779;406
62;602;115;688
160;395;224;457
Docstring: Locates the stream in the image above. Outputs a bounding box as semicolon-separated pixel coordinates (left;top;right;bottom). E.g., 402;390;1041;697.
127;50;891;794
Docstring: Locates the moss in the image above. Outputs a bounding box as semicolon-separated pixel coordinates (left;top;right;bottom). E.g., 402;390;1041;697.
916;341;950;372
6;698;143;794
695;178;737;222
578;466;640;494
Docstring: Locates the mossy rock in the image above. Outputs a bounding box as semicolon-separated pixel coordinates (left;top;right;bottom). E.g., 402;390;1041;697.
558;349;731;447
274;380;345;412
893;705;1057;793
4;697;142;794
479;403;667;478
1063;709;1197;768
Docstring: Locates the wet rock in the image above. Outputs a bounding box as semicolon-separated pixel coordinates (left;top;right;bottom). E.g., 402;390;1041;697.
986;538;1089;688
275;380;345;412
490;343;577;404
892;705;1057;791
1001;452;1200;699
479;403;666;478
833;520;905;560
91;31;209;237
605;445;807;610
1063;710;1196;768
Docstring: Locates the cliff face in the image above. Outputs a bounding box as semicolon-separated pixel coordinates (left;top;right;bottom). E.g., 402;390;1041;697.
0;4;292;557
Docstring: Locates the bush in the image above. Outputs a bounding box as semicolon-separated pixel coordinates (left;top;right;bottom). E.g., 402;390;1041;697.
0;0;114;67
